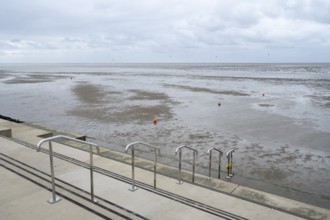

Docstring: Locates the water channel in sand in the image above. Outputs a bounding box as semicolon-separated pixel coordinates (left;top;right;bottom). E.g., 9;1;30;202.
0;63;329;208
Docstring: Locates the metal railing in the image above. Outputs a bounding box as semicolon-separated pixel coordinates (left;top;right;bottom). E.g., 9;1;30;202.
225;149;235;179
175;145;198;184
125;141;160;191
37;135;100;204
207;147;223;179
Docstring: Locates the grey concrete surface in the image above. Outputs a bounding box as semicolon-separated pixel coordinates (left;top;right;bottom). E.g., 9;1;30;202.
0;119;329;219
0;166;104;220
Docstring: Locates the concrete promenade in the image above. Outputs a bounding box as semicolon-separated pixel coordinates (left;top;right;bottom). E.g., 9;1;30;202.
0;118;329;219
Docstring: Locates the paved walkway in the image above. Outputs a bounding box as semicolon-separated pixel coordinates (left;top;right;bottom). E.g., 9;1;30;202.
0;119;329;219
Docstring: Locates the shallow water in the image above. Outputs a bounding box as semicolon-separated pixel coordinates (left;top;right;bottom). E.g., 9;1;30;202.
1;63;330;208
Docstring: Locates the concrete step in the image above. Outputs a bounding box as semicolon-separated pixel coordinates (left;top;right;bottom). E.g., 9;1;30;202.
1;119;329;220
0;137;235;219
0;136;306;220
0;137;248;219
0;152;147;220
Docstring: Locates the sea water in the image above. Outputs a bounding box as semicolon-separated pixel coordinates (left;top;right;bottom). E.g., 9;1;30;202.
0;63;329;207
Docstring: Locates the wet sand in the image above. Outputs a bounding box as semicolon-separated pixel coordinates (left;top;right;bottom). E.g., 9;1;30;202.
164;84;250;96
69;83;175;123
63;80;330;208
0;64;329;208
4;73;69;84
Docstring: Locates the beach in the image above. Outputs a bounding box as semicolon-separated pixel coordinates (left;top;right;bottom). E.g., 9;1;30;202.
0;63;329;208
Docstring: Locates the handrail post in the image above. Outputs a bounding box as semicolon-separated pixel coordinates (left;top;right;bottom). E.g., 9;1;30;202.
208;151;212;179
48;141;61;204
130;145;137;191
177;148;183;184
192;150;196;183
226;149;235;179
175;145;198;184
218;151;222;179
154;149;157;188
207;147;223;180
90;144;97;202
230;152;234;176
226;152;230;179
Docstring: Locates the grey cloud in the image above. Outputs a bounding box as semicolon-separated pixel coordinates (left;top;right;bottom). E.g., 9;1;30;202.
10;39;21;43
0;0;329;62
281;0;330;23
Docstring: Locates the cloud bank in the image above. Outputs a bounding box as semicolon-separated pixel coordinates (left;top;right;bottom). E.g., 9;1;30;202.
1;0;330;62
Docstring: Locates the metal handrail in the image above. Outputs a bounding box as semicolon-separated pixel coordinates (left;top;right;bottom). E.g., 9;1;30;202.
37;135;100;203
175;145;198;184
225;149;235;179
125;141;160;191
207;147;223;179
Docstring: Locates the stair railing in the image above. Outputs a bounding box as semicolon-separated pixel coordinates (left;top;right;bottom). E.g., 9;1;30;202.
125;141;160;191
175;145;198;184
37;135;99;204
207;147;223;179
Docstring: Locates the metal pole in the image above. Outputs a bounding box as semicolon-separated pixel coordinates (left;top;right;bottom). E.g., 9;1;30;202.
90;145;96;202
48;141;61;204
154;150;157;188
192;151;196;183
226;153;230;179
208;151;212;179
230;152;233;177
130;146;137;191
177;149;183;184
218;152;221;179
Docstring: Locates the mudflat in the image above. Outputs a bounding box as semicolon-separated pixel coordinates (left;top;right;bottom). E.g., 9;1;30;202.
0;63;329;208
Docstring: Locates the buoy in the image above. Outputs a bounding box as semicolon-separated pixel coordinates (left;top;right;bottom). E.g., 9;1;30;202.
226;162;232;169
153;117;157;125
218;102;221;107
262;93;265;97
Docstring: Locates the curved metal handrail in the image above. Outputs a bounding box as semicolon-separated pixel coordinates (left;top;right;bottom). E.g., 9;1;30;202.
125;141;161;191
207;147;222;155
37;135;99;152
175;145;198;184
36;135;99;203
126;141;160;152
226;149;235;157
175;145;198;155
207;147;223;179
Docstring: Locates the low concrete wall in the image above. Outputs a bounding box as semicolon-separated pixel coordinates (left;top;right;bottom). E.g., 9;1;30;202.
0;126;12;138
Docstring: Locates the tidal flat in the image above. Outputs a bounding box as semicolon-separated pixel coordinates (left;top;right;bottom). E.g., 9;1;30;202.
0;63;329;208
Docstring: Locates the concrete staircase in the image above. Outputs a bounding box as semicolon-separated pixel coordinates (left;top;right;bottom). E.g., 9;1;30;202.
0;119;329;220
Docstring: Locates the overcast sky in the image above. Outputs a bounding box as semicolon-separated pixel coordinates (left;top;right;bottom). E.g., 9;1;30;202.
0;0;329;63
